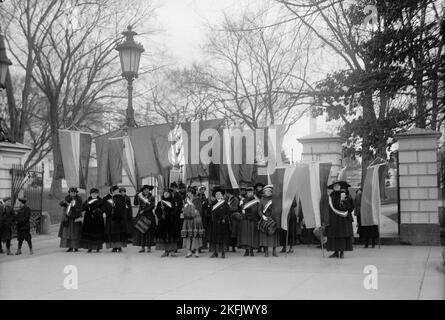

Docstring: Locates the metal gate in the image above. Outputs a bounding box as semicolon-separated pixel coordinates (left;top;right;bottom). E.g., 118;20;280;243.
10;164;44;234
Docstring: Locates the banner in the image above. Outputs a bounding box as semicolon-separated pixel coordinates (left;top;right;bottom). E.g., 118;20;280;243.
121;135;138;190
361;163;385;226
59;129;92;189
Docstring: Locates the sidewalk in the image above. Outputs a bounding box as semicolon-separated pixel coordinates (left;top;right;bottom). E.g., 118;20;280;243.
0;229;444;300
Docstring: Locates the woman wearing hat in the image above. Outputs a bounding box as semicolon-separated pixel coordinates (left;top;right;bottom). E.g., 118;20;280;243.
154;189;180;257
325;181;355;258
258;185;279;257
226;188;240;253
133;185;156;253
81;188;105;253
209;187;231;258
0;197;15;255
119;187;134;241
103;186;129;252
237;186;260;256
181;186;205;258
14;197;33;255
58;187;83;252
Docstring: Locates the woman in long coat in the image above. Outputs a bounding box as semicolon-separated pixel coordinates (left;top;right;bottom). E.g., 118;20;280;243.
258;185;279;257
133;185;156;252
354;188;378;248
280;198;303;253
81;188;105;253
237;186;260;256
58;187;83;252
226;188;239;253
155;189;180;257
103;185;128;252
181;186;205;258
209;187;231;258
325;181;355;258
0;197;15;255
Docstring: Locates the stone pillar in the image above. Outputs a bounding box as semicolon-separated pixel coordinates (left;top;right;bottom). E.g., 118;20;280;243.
297;132;344;185
395;128;442;245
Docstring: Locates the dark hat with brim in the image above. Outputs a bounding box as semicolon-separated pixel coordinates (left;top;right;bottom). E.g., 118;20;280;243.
254;182;265;189
178;182;186;189
141;185;154;192
212;186;225;196
3;196;11;202
90;188;99;194
170;182;178;188
245;186;254;192
69;187;78;193
18;197;27;204
327;180;351;190
119;187;127;192
110;185;119;193
187;186;197;195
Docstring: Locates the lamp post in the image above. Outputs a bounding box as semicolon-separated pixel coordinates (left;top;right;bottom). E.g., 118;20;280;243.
115;25;144;128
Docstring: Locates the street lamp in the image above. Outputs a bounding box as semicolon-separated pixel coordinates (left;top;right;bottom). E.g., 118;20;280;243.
0;29;12;89
115;25;144;128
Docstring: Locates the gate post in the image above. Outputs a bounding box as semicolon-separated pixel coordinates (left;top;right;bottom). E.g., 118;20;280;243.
395;128;442;245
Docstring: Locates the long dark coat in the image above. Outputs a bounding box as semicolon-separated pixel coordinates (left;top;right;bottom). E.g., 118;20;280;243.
227;195;240;240
154;196;180;245
123;194;133;236
81;197;105;248
237;196;260;248
16;205;32;242
325;191;354;252
208;200;231;246
103;194;128;246
58;194;83;248
0;204;15;241
199;194;211;243
133;192;156;247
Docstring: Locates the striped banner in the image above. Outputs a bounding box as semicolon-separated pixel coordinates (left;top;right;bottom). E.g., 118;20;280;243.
361;163;385;226
59;129;92;189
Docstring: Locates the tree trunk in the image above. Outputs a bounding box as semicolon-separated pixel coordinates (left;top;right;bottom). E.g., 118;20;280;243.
49;101;63;198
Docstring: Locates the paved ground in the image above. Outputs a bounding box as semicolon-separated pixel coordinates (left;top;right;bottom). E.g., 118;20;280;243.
0;232;444;300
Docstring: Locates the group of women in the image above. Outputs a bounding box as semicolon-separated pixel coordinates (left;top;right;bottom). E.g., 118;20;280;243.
58;179;374;259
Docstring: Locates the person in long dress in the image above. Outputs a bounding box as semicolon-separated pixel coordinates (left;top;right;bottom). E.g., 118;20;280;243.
103;186;128;252
58;187;83;252
0;197;15;255
120;187;134;242
155;189;180;257
237;186;260;256
354;188;379;248
209;187;231;258
198;185;209;252
325;181;355;258
81;188;105;253
14;197;33;255
258;185;279;257
226;188;239;253
133;185;156;253
181;186;205;258
280;198;303;253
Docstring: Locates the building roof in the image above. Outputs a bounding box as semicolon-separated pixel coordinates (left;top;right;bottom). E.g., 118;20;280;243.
297;131;344;143
0;141;32;153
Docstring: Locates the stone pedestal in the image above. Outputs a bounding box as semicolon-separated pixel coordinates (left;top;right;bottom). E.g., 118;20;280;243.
297;132;344;185
395;128;442;245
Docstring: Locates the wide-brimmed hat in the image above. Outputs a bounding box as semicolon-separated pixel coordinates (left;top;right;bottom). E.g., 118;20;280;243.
109;185;119;193
68;187;78;193
119;187;127;192
90;188;99;194
18;197;27;204
263;184;274;193
327;180;351;190
245;186;255;192
170;182;178;188
187;186;197;195
141;185;154;192
212;186;225;197
3;196;11;202
254;182;265;189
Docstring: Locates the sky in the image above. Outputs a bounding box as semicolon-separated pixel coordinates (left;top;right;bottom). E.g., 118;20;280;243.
149;0;337;161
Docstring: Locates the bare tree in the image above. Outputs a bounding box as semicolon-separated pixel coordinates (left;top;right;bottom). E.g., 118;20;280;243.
1;0;157;196
198;7;311;132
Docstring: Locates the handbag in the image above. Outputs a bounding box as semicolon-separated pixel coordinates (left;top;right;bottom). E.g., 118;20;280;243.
135;215;151;234
257;218;277;235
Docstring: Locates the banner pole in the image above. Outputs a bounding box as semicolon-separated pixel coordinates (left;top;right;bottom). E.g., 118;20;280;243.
321;227;325;257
